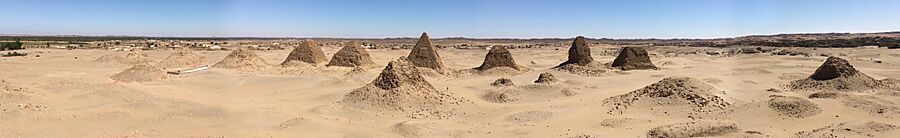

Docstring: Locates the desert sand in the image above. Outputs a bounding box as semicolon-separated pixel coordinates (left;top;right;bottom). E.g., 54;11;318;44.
2;36;900;138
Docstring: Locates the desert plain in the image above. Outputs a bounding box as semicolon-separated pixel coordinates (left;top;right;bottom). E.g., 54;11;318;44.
2;34;900;138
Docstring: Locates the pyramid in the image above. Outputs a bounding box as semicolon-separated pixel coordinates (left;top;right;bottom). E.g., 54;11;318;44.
281;40;328;66
94;52;127;63
553;36;606;76
788;57;891;91
534;72;558;84
475;46;526;71
212;47;271;70
603;77;731;114
557;36;594;67
123;51;156;65
158;48;205;69
611;47;657;70
111;64;168;82
326;41;376;67
407;32;446;71
94;51;155;65
340;57;464;118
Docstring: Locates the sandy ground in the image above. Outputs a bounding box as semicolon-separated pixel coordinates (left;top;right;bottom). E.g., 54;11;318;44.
1;46;899;137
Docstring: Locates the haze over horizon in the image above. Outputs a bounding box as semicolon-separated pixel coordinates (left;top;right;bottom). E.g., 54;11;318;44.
2;0;900;39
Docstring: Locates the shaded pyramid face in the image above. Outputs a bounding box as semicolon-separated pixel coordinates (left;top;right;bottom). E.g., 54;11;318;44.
476;46;523;70
611;47;657;70
371;57;433;90
407;32;446;70
559;36;594;66
327;41;376;67
809;57;861;80
282;40;328;65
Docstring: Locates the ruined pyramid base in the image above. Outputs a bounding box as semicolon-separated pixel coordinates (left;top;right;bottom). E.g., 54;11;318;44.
339;85;466;119
553;61;609;77
613;62;658;71
603;77;731;115
111;65;169;82
463;66;530;76
787;74;896;91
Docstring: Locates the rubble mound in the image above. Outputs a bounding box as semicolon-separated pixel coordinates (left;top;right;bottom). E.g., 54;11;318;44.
603;77;731;114
553;36;607;77
788;57;893;91
491;78;515;87
796;121;899;138
475;46;527;71
611;47;657;70
93;53;127;63
111;64;168;82
123;51;157;65
94;51;156;65
326;41;376;67
647;121;741;138
212;47;271;71
340;57;465;119
534;72;558;84
281;40;328;66
158;48;205;69
407;32;446;71
344;67;368;76
767;95;821;118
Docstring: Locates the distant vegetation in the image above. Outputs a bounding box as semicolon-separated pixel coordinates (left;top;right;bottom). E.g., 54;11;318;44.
2;51;27;57
0;39;24;51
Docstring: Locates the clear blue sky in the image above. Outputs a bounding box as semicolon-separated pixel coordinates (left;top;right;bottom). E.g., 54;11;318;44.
2;0;899;39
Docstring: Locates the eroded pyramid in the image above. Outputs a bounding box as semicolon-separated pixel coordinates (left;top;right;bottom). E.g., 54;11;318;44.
327;41;376;67
340;57;464;119
407;32;446;71
603;77;731;114
557;36;594;67
282;40;328;65
158;48;205;69
475;46;526;71
213;47;271;70
611;47;657;70
111;64;168;82
788;57;891;91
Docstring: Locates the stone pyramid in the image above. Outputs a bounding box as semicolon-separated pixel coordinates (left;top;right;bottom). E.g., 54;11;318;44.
407;32;446;70
213;47;271;70
552;36;606;77
158;48;205;69
340;57;464;118
327;41;376;67
475;46;525;71
557;36;594;67
611;47;657;70
282;40;328;65
788;57;890;91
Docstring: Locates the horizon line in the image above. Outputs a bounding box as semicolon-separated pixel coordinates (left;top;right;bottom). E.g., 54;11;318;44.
2;30;899;40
